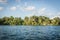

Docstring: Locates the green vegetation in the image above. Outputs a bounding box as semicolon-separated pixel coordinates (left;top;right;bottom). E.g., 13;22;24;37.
0;16;60;25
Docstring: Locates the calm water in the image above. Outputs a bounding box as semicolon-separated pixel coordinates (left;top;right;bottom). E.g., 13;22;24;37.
0;26;60;40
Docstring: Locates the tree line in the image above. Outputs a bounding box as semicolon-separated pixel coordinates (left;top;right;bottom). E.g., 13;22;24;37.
0;16;60;25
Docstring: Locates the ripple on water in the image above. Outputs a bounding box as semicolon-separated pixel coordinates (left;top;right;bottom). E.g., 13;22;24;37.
0;26;60;40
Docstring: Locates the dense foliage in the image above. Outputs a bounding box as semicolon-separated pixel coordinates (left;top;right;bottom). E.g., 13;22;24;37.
0;16;60;25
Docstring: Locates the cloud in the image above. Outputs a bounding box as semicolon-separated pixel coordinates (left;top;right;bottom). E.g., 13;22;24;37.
52;12;60;18
0;0;7;3
29;8;47;16
0;7;4;11
57;12;60;15
10;6;17;11
21;6;35;11
38;8;46;13
25;7;55;18
15;0;20;2
37;8;54;17
25;6;35;11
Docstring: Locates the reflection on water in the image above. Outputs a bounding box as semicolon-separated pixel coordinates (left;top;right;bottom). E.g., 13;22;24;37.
0;26;60;40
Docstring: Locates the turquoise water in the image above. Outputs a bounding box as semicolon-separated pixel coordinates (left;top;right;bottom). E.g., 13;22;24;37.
0;26;60;40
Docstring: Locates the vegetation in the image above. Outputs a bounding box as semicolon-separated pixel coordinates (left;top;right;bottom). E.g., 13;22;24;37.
0;16;60;26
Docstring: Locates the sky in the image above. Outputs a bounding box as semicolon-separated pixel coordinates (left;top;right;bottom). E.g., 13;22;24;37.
0;0;60;19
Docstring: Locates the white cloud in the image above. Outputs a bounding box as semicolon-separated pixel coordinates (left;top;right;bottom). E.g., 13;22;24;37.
10;6;17;11
26;13;35;17
25;7;54;17
38;8;46;13
57;12;60;15
29;8;47;16
21;6;35;11
0;0;7;3
51;12;60;19
25;6;35;11
15;0;20;2
0;7;4;11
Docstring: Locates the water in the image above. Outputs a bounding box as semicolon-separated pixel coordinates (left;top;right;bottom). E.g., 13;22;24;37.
0;26;60;40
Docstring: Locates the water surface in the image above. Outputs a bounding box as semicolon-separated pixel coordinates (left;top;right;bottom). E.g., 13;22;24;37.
0;26;60;40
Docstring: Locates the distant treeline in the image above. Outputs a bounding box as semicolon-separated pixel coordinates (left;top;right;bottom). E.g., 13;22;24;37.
0;16;60;25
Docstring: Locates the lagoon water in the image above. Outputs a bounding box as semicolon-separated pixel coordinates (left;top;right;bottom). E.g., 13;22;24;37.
0;26;60;40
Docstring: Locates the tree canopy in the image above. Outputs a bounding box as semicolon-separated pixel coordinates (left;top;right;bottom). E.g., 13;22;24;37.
0;16;60;26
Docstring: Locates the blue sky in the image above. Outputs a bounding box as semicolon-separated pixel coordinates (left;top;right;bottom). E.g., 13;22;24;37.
0;0;60;18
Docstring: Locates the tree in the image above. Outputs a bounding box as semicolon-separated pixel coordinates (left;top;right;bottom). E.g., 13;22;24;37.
0;16;60;26
30;16;38;25
23;16;30;25
38;16;51;25
51;17;60;25
2;17;10;25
